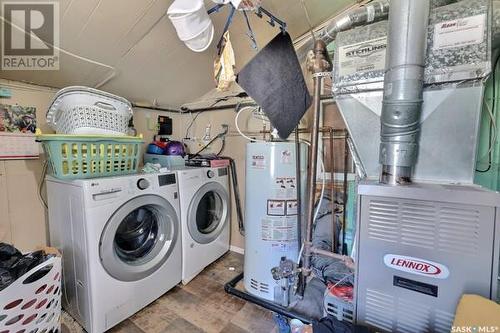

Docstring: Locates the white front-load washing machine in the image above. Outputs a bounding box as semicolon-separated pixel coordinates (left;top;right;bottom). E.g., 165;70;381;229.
177;167;230;284
46;173;181;333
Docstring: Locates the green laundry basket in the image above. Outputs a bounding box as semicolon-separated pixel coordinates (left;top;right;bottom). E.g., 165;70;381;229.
36;130;143;180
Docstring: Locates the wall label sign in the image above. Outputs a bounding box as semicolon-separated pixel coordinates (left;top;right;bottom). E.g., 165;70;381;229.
383;254;450;279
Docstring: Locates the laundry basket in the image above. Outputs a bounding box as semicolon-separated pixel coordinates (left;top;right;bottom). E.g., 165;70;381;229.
0;254;61;333
36;130;143;180
46;86;133;135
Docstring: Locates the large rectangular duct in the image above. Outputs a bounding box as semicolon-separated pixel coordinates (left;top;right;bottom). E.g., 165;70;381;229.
337;84;485;183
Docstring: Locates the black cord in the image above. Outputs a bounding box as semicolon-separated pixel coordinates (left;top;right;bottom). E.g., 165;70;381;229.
216;138;226;156
190;125;229;158
192;136;220;156
477;55;500;173
184;112;202;139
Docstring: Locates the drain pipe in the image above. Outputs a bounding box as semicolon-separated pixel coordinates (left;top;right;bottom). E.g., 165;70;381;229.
379;0;430;184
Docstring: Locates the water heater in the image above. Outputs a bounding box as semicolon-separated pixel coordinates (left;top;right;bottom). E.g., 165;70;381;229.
244;142;308;302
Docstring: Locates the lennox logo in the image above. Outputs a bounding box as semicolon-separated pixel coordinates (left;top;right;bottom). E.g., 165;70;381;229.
384;254;450;279
1;1;60;70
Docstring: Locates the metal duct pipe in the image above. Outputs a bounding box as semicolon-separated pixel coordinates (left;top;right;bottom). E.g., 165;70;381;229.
379;0;430;185
319;0;390;45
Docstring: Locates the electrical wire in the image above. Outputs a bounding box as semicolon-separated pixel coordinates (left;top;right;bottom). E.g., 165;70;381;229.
298;140;326;223
191;125;229;157
184;112;203;139
477;55;500;173
38;160;49;209
216;138;226;156
483;101;497;157
300;0;316;42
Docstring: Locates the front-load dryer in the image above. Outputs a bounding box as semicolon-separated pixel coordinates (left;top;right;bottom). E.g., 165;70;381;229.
177;167;230;284
46;173;181;333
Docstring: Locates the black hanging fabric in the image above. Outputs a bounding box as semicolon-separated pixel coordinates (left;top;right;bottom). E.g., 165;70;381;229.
237;32;312;139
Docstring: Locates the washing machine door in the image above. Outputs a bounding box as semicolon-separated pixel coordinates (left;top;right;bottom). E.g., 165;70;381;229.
187;182;229;244
99;195;178;281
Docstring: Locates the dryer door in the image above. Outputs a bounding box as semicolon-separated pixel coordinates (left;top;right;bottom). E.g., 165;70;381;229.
100;195;178;281
187;182;229;244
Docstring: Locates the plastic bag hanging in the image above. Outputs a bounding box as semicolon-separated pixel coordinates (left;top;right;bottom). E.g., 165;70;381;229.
214;31;236;91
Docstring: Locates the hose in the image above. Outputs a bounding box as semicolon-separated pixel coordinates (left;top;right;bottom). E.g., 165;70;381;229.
235;106;267;143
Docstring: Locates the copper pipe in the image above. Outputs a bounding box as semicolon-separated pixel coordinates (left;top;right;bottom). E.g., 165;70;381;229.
329;128;338;253
295;127;302;251
259;127;346;135
310;247;354;270
302;40;332;278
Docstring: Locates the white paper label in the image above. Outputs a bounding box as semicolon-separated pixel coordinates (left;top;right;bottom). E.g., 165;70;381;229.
337;36;387;77
286;200;298;216
433;14;486;50
280;150;292;164
267;200;286;216
274;177;297;199
250;154;266;169
261;217;297;242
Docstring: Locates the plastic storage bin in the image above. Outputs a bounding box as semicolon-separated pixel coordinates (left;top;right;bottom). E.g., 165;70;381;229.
36;130;143;180
0;255;61;333
46;86;133;136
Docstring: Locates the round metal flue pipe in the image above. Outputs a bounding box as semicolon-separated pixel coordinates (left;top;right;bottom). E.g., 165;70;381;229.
379;0;430;185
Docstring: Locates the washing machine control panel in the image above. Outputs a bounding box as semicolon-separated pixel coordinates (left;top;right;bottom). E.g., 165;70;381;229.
207;170;215;179
158;173;176;186
137;178;150;190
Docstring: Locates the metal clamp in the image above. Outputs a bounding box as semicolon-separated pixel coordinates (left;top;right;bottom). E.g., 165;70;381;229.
312;72;332;78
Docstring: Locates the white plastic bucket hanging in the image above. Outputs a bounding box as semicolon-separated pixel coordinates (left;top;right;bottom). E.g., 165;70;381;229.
167;0;215;52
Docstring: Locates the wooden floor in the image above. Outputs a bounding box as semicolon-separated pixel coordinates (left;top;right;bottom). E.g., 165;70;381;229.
104;252;276;333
